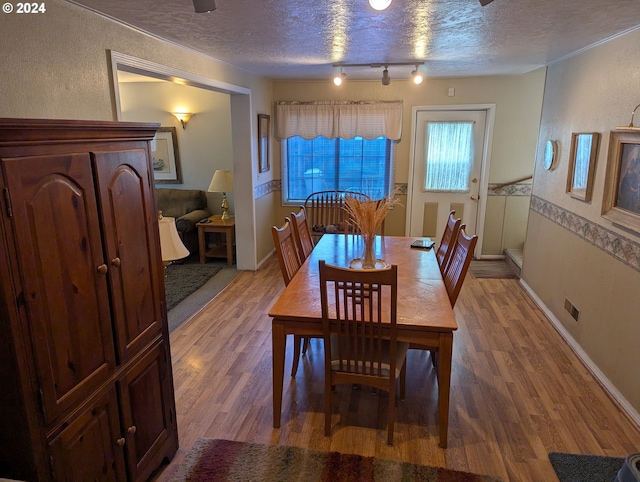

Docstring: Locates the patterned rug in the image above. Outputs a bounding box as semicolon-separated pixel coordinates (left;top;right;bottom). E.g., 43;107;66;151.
548;452;627;482
168;438;503;481
164;263;222;312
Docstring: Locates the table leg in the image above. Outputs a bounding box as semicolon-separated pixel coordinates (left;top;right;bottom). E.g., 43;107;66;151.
198;227;206;264
437;333;453;448
272;320;286;428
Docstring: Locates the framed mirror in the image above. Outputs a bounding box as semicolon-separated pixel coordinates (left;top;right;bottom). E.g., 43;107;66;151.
543;140;558;170
566;132;600;202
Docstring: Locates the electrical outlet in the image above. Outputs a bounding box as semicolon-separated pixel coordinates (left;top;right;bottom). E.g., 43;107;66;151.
564;298;580;322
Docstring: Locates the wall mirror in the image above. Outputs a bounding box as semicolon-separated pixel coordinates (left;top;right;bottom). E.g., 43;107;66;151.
566;132;600;202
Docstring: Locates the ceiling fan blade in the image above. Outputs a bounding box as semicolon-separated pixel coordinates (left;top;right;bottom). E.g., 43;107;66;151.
479;0;494;5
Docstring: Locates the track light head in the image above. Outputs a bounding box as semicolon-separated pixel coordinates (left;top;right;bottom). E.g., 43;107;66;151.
381;68;391;86
369;0;392;10
193;0;217;13
411;68;424;85
333;71;346;86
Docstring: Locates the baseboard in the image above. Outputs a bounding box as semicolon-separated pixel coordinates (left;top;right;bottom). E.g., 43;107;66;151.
519;279;640;429
257;248;276;270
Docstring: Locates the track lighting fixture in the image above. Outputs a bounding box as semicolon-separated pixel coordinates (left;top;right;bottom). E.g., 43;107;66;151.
331;61;425;86
381;67;391;86
193;0;217;13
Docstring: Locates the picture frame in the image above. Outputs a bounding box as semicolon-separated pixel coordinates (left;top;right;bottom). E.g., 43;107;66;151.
151;127;182;184
566;132;600;202
258;114;270;173
602;130;640;233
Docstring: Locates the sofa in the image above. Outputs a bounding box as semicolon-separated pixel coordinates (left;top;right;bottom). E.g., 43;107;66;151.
156;188;210;255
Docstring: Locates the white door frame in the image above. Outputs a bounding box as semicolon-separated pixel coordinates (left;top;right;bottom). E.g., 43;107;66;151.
405;104;496;259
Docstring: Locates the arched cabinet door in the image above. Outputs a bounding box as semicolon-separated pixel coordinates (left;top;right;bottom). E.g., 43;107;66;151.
93;147;165;364
2;152;116;426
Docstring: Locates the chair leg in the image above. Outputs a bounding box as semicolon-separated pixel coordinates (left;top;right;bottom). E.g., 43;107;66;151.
325;375;332;437
387;382;396;446
291;335;303;377
301;337;310;355
400;362;406;400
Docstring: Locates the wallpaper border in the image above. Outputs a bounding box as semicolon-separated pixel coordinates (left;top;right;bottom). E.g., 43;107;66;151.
530;195;640;273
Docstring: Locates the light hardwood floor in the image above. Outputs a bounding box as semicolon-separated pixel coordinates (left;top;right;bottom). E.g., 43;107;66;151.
156;255;640;481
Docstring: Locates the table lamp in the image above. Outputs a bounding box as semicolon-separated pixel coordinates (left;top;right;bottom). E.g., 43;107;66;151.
208;169;234;220
158;213;189;271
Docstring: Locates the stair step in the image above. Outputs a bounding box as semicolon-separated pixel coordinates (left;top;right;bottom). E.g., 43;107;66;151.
504;248;523;278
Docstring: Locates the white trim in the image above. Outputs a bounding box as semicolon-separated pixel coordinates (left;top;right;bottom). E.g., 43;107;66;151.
405;104;496;259
519;279;640;428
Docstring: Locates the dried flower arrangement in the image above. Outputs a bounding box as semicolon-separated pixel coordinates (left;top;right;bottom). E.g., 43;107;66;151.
343;189;401;268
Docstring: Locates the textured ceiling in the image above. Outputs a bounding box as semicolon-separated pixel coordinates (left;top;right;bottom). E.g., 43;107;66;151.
66;0;640;81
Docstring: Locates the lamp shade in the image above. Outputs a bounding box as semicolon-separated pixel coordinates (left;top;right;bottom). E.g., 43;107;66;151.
208;169;234;193
158;216;189;262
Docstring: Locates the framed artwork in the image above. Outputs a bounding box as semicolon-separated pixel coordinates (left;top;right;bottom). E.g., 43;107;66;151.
566;132;600;202
151;127;182;184
602;130;640;233
258;114;270;173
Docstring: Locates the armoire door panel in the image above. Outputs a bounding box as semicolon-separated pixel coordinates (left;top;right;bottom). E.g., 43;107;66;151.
2;154;116;425
118;340;175;482
48;386;127;482
92;149;164;363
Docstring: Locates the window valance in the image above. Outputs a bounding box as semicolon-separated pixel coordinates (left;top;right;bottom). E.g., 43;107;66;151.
275;100;403;141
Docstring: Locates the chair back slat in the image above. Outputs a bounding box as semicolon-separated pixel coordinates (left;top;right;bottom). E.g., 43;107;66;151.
304;191;370;238
442;226;478;307
291;206;314;261
272;218;302;286
436;210;462;274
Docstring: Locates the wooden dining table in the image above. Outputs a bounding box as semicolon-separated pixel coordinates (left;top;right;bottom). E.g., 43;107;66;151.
268;234;457;448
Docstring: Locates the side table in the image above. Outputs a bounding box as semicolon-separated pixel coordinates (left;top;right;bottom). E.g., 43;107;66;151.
197;215;235;265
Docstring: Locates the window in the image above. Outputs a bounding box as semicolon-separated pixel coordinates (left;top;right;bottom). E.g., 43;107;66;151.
424;121;473;192
282;136;394;203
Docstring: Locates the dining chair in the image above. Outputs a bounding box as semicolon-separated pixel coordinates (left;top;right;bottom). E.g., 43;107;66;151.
435;210;462;275
319;260;408;446
412;224;478;368
304;190;370;241
290;206;314;261
290;206;317;365
443;225;478;308
271;218;307;377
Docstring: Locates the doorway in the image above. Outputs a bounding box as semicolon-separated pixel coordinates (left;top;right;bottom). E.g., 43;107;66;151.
406;105;495;258
109;51;257;270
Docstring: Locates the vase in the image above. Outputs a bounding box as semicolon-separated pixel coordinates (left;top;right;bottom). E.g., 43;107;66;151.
349;233;388;270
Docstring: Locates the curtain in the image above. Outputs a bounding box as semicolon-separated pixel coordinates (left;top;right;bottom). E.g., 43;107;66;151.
275;100;403;140
424;121;473;192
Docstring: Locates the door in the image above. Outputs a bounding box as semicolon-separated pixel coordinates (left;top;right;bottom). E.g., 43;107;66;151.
118;340;177;482
48;387;127;482
2;154;116;425
93;147;165;364
407;108;489;247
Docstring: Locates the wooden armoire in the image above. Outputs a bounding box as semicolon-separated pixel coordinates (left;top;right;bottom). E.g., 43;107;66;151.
0;119;178;481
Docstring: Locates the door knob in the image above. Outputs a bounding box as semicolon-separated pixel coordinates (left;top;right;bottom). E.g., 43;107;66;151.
470;195;478;201
472;178;478;183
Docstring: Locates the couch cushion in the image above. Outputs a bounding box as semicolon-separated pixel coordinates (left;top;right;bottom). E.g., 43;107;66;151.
156;188;207;219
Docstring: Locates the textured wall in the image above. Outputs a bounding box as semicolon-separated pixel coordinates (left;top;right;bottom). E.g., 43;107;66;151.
524;28;640;415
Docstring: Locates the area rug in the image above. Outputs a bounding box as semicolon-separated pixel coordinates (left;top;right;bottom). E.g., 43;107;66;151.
164;263;223;312
169;438;503;481
469;260;517;279
548;452;626;482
